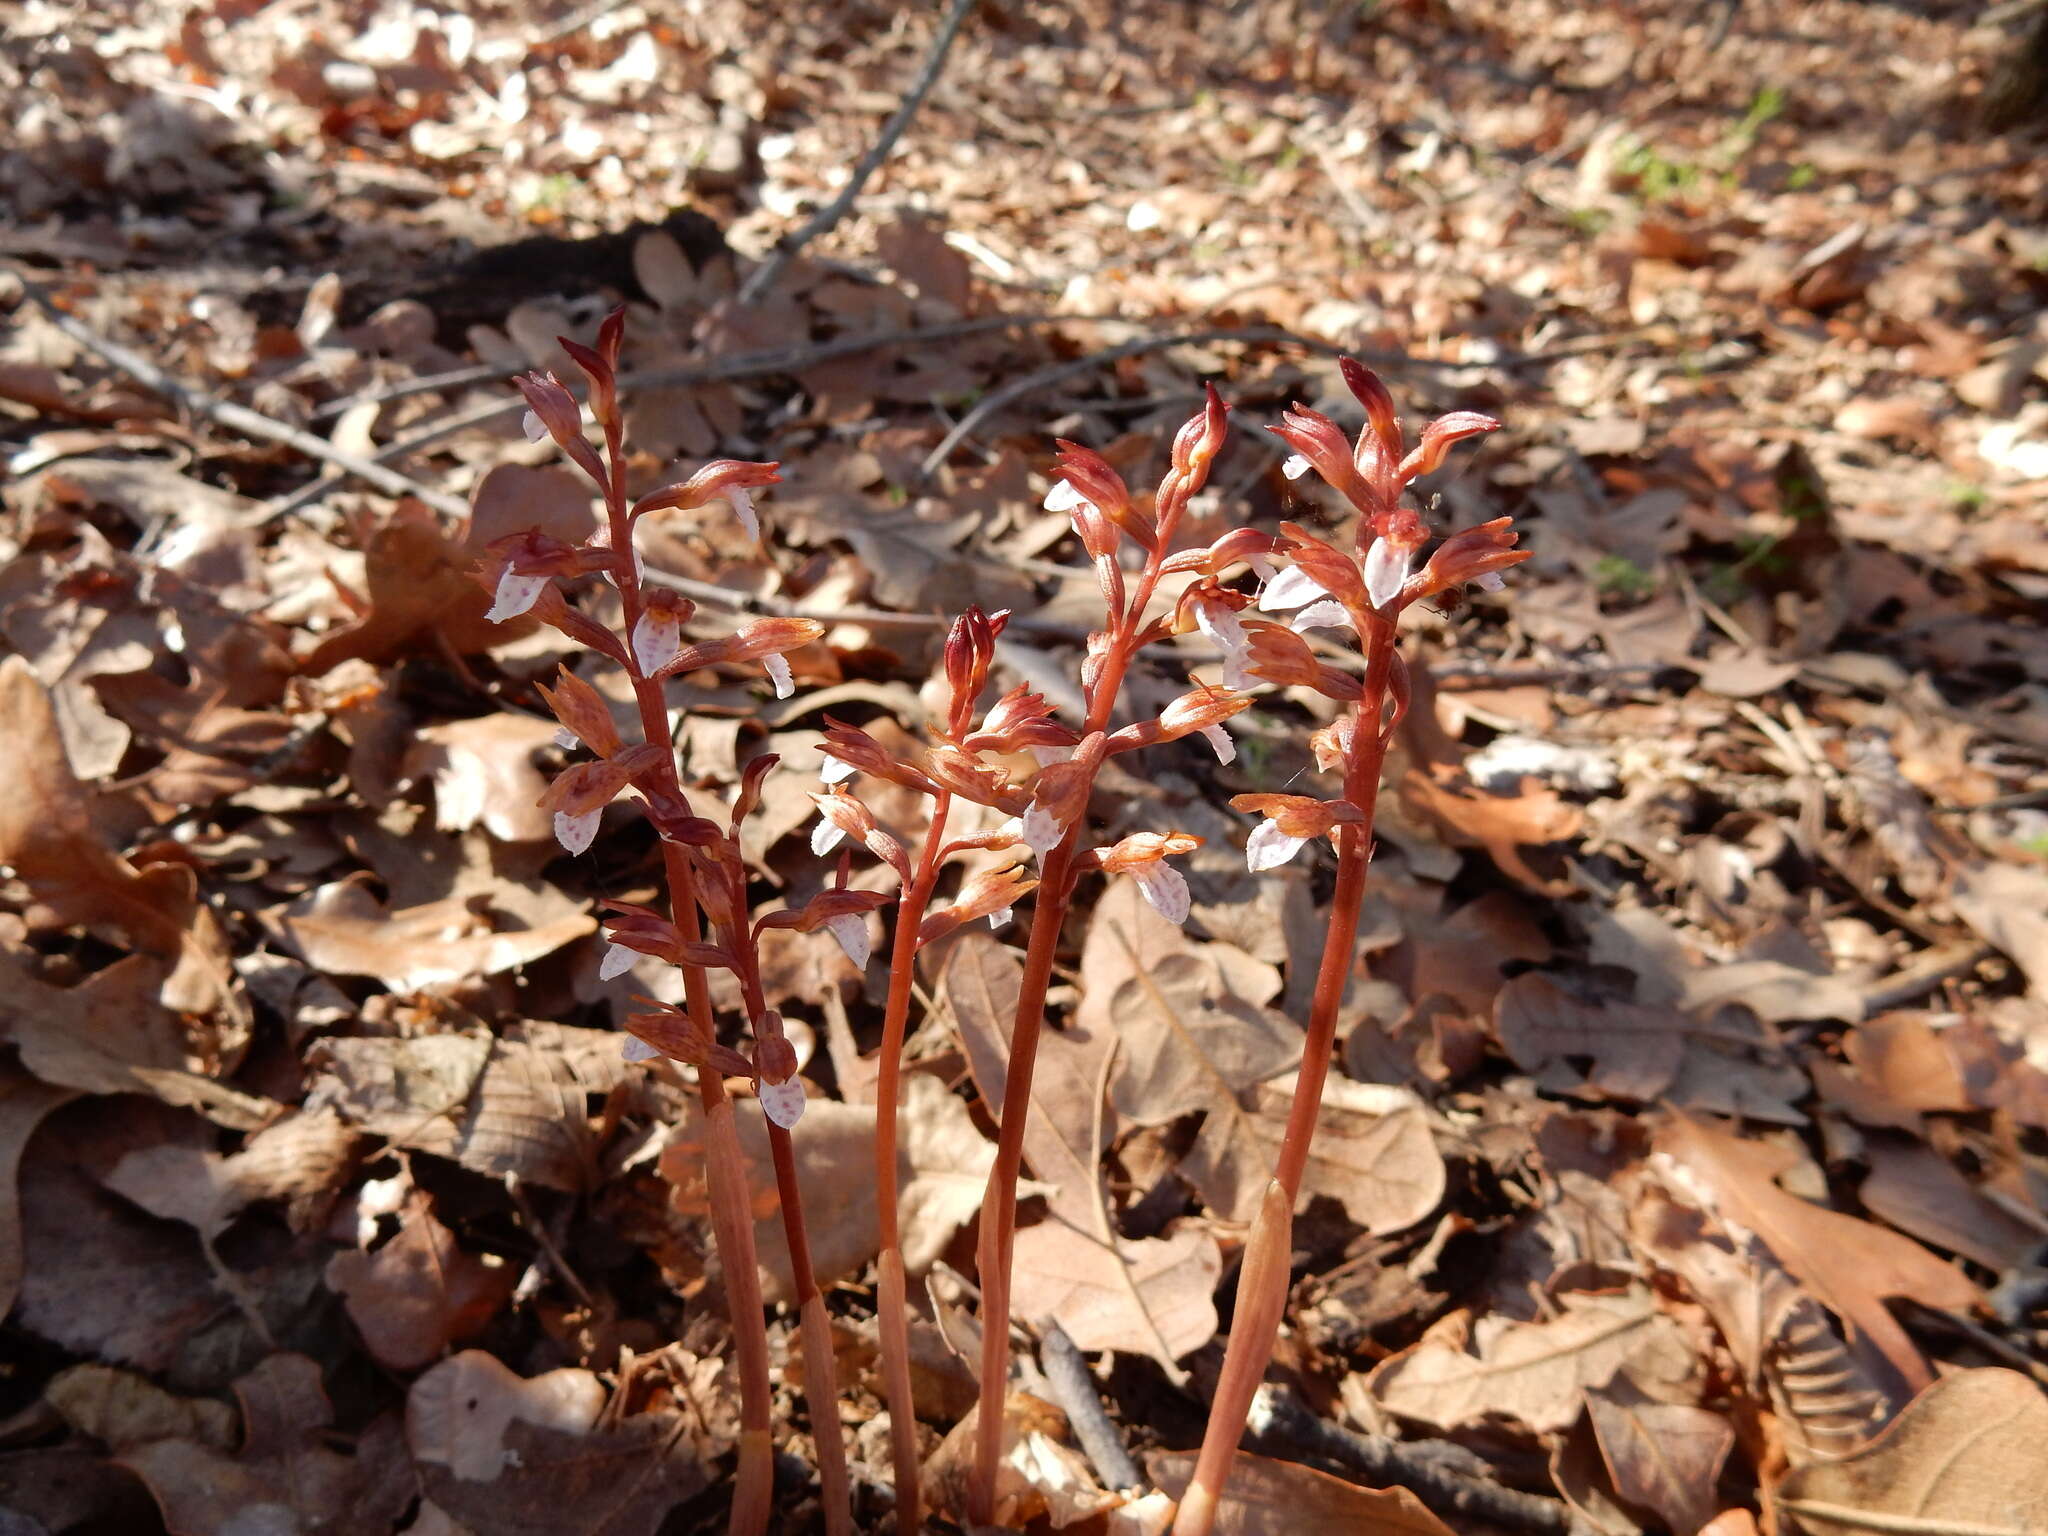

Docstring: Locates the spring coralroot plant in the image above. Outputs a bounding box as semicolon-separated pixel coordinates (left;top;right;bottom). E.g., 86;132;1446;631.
1167;359;1524;1534
474;305;1522;1533
475;308;844;1536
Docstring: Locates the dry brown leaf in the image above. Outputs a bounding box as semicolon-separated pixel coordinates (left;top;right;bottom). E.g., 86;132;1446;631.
1369;1289;1695;1434
0;1070;77;1320
661;1075;1010;1303
1657;1113;1979;1394
44;1364;238;1453
1949;861;2048;997
409;1351;704;1536
1252;1076;1446;1235
1148;1448;1457;1536
1858;1138;2044;1273
1395;887;1554;1017
270;878;596;993
326;1195;517;1371
116;1354;406;1536
14;1099;241;1376
404;713;563;843
1588;1379;1736;1535
101;1107;359;1239
1398;769;1584;894
1011;1219;1220;1370
0;948;272;1129
308;1023;628;1192
1081;881;1299;1221
949;931;1113;1222
1495;973;1685;1101
299;476;588;673
1776;1369;2048;1536
0;657;244;1027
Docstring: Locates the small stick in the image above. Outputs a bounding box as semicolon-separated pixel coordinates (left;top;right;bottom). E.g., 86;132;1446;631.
7;268;468;518
1249;1387;1583;1536
264;312;1057;521
1038;1321;1142;1492
736;0;977;306
920;326;1352;478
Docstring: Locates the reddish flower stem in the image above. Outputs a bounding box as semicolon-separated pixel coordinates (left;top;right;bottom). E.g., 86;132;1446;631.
968;507;1187;1522
1169;617;1397;1536
605;490;776;1535
873;788;954;1536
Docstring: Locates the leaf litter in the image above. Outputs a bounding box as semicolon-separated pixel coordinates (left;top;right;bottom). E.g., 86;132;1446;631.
3;0;2048;1530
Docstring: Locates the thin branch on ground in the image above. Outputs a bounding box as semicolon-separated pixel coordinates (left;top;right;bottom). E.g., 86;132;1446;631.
1038;1322;1143;1493
8;267;469;518
735;0;978;306
1249;1387;1587;1536
263;312;1063;521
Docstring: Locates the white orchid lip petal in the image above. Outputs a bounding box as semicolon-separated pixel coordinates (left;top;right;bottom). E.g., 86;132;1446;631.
1473;569;1506;592
1281;453;1312;480
1198;724;1236;765
824;912;870;970
728;486;761;543
622;1035;660;1062
598;942;637;981
1257;566;1329;612
810;814;847;856
988;906;1013;930
554;808;601;855
819;752;857;784
553;726;579;751
1362;537;1411;610
1193;597;1247;649
763;654;794;699
1020;805;1065;856
1289;599;1354;634
1042;478;1084;512
486;570;548;623
522;409;548;443
1245;818;1308;873
758;1075;806;1129
631;611;682;676
1132;863;1191;925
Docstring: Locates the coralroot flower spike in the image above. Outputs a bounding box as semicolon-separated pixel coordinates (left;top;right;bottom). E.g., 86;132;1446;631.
1171;362;1525;1536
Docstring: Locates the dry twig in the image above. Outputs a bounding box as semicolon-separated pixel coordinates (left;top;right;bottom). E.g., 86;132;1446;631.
736;0;978;306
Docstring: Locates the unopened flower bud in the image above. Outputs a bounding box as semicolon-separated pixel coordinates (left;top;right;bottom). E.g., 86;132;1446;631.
513;370;606;485
538;668;623;758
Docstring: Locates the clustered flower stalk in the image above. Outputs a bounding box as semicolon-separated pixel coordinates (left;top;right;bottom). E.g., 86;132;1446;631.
478;308;1524;1532
1167;360;1524;1535
477;308;848;1536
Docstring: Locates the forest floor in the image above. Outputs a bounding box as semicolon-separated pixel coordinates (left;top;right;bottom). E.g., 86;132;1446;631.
2;1;2047;1533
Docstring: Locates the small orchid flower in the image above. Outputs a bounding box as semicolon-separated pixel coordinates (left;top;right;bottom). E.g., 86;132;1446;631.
488;570;549;622
823;913;870;969
631;607;681;676
555;808;601;855
1191;591;1253;689
1098;831;1202;925
1362;535;1412;610
1231;794;1365;873
1258;565;1331;612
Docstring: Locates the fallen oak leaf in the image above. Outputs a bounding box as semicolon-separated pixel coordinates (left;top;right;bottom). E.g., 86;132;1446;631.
1776;1368;2048;1536
0;658;245;1028
409;1351;706;1536
326;1194;516;1371
1368;1289;1695;1435
1149;1447;1457;1536
1656;1112;1980;1395
1398;768;1583;895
